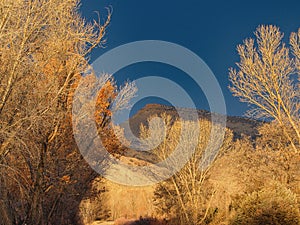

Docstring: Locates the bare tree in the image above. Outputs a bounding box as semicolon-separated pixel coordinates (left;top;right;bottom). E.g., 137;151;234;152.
140;114;233;225
229;25;300;152
0;0;134;224
290;28;300;76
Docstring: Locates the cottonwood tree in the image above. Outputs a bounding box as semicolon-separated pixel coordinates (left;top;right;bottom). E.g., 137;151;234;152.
290;28;300;77
229;25;300;152
140;114;233;225
0;0;110;223
0;1;136;225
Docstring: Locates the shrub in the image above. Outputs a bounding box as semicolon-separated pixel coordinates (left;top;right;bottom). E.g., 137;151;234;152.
230;183;300;225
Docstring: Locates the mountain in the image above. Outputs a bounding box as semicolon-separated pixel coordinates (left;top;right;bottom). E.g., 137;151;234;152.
125;103;263;139
117;104;263;163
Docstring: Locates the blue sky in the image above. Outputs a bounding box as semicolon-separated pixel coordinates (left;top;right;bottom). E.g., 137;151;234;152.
80;0;300;117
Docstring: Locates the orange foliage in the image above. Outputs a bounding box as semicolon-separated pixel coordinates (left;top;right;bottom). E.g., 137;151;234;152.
69;73;125;155
95;80;117;125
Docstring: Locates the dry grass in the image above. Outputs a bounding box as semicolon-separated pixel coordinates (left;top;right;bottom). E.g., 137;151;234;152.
106;180;156;220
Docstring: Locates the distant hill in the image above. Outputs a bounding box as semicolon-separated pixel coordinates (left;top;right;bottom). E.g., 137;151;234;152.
124;103;263;139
